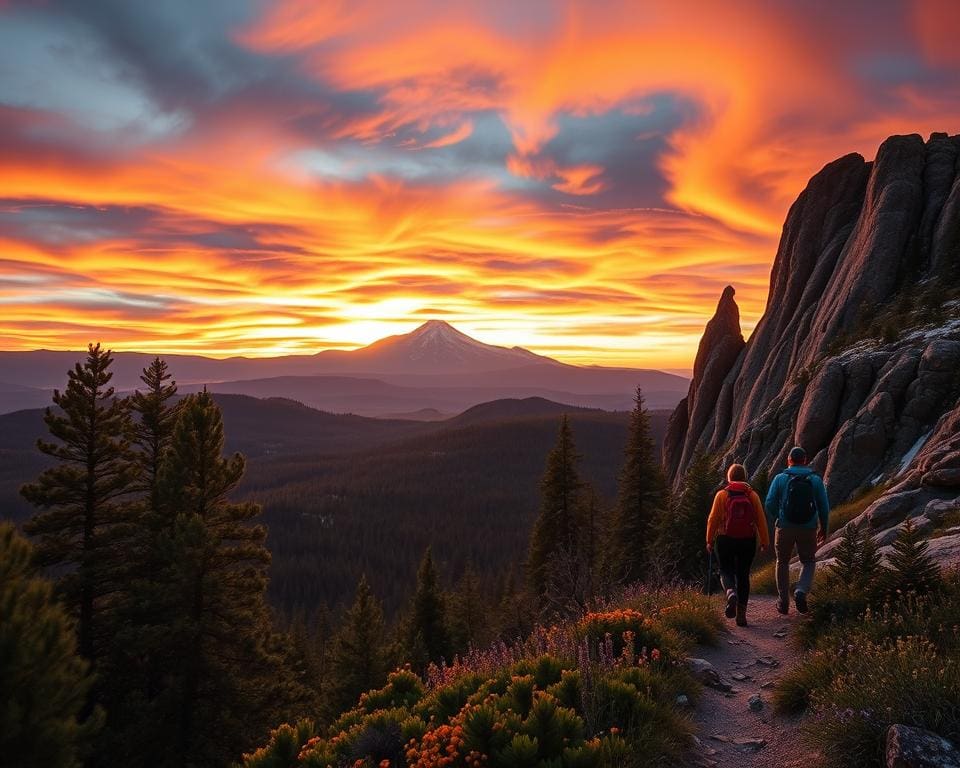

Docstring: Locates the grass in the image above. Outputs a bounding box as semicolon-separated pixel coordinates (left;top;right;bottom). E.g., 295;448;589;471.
930;507;960;538
807;635;960;766
772;559;960;768
751;560;777;596
618;584;724;647
828;483;888;533
773;648;839;714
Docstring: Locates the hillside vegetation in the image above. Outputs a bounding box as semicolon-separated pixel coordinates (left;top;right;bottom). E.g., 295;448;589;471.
0;392;669;617
774;520;960;766
244;586;720;768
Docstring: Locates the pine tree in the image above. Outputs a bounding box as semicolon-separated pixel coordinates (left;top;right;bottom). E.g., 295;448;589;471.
831;520;864;584
495;567;533;641
885;516;941;595
283;605;331;711
404;547;451;670
581;485;606;601
858;526;882;585
129;357;178;513
147;391;278;766
0;523;101;768
449;562;488;655
528;416;585;596
325;575;388;717
98;358;180;763
831;520;883;593
653;449;717;583
21;343;135;665
608;388;668;584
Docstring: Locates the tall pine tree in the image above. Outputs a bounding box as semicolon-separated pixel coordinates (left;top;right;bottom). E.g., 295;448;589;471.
0;522;100;768
885;516;941;595
129;357;178;513
449;562;488;655
149;391;278;767
607;388;668;584
21;343;135;665
325;575;388;718
527;416;585;597
403;547;451;669
653;449;717;583
581;485;605;602
97;358;181;767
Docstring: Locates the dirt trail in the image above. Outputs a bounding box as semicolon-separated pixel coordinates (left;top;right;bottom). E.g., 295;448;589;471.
687;595;822;768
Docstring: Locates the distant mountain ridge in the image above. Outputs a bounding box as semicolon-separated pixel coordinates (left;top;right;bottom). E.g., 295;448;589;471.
0;320;689;416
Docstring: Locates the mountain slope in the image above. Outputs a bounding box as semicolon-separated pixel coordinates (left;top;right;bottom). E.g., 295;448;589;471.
0;321;688;414
189;373;684;416
0;395;433;522
446;396;602;427
341;319;551;373
0;381;51;413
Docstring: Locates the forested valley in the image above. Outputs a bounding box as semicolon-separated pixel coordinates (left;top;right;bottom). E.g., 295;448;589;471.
3;345;711;767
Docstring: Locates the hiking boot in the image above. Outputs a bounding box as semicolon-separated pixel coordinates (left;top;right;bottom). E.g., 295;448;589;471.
794;590;808;614
776;599;789;615
725;590;737;619
736;603;748;627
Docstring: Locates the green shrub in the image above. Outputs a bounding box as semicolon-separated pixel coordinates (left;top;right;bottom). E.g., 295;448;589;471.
245;591;709;768
241;720;318;768
883;516;941;597
577;608;683;665
250;653;694;768
359;668;426;713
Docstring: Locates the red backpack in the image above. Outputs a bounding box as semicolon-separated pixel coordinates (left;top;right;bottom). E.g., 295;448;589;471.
724;482;756;539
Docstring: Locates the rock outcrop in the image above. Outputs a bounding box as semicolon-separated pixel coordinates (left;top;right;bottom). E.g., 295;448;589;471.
663;132;960;563
666;286;745;474
885;724;960;768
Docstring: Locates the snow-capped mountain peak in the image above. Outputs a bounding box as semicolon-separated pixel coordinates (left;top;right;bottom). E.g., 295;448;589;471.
355;320;553;373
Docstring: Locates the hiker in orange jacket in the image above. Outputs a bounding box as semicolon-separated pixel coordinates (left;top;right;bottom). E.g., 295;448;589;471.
705;464;769;627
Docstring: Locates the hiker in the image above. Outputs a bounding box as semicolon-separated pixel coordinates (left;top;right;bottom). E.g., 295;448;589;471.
765;446;830;615
705;464;769;627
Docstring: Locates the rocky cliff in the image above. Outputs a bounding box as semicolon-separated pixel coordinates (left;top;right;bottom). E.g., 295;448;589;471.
663;132;960;562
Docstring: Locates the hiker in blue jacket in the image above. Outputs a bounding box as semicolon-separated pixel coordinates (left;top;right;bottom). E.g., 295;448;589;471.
765;446;830;615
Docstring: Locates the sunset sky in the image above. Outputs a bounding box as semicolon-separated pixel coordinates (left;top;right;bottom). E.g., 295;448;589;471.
1;0;959;368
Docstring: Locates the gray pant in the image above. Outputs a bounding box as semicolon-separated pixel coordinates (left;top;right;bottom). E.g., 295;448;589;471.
775;527;817;601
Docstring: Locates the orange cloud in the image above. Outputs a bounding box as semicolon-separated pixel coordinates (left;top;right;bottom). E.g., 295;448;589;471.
418;120;474;149
0;1;958;368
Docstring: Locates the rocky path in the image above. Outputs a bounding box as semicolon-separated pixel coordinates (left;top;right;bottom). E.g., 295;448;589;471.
686;595;822;768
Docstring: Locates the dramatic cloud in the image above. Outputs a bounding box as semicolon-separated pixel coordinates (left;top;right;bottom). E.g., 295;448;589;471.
0;0;958;367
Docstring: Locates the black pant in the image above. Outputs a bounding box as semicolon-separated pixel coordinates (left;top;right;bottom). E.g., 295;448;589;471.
715;535;757;606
